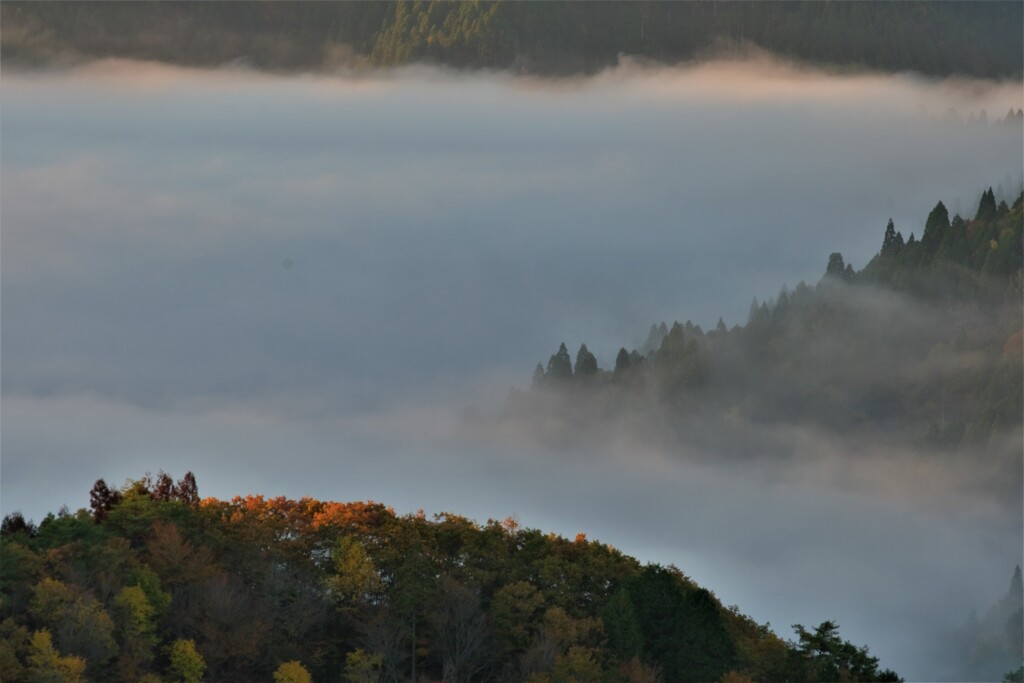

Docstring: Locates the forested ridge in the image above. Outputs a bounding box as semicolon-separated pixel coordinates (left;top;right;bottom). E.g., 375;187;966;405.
1;473;902;682
513;187;1024;453
2;1;1021;79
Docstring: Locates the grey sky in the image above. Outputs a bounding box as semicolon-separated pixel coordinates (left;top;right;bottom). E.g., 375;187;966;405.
1;57;1022;680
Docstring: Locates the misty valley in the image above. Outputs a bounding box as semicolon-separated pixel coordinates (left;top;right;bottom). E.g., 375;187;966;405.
2;3;1023;683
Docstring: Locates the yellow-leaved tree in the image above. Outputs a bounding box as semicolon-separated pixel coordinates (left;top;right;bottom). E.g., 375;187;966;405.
26;629;87;683
169;639;206;683
273;660;313;683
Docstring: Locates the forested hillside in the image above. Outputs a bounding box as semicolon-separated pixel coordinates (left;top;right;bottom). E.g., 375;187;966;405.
0;473;901;682
2;1;1021;78
512;187;1024;453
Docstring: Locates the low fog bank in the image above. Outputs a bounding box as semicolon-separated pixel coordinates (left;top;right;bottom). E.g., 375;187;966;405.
2;389;1020;681
493;270;1023;679
3;57;1022;413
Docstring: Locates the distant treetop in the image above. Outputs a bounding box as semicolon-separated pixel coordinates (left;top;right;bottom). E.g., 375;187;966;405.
2;1;1021;78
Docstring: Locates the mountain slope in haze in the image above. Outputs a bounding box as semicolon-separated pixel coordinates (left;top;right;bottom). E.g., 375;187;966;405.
943;566;1024;682
2;1;1021;79
513;187;1024;456
0;473;902;683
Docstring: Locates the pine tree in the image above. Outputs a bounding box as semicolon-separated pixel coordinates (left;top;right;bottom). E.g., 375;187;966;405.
574;344;598;377
881;219;898;257
825;253;846;277
975;187;997;222
546;343;573;381
532;362;545;387
921;201;950;254
747;298;761;325
940;214;969;262
614;347;631;374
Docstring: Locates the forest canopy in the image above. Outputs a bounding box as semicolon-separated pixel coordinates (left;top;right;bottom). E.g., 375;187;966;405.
2;1;1022;79
0;472;904;683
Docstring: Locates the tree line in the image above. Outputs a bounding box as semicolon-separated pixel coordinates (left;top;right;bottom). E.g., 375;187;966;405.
516;187;1024;450
0;473;901;682
2;1;1021;79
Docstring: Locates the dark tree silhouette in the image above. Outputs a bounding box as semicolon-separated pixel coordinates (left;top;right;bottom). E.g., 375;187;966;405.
825;253;846;277
546;343;573;381
89;479;123;523
574;343;598;377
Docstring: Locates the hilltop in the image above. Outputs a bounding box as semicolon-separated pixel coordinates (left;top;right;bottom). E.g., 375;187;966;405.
0;473;901;682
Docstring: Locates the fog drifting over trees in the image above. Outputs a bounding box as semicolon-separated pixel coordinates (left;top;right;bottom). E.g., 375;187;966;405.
2;57;1022;680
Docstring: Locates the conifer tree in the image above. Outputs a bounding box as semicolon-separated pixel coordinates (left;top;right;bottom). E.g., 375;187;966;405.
940;214;968;262
921;201;950;254
614;348;631;374
747;298;761;325
975;188;997;222
574;344;598;377
881;219;899;257
825;253;846;277
546;343;573;381
532;362;545;387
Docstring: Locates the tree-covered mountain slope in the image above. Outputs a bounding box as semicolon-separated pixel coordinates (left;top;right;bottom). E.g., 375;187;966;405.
0;473;901;683
2;1;1021;79
514;188;1023;453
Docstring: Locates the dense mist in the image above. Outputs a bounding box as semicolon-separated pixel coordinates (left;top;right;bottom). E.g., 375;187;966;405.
2;57;1022;680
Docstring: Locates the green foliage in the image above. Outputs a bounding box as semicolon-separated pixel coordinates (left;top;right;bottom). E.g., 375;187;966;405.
33;508;107;551
327;536;381;606
491;581;545;654
625;565;736;683
113;585;158;679
113;586;156;641
28;579;117;673
601;589;643;662
790;621;902;682
1;476;899;683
